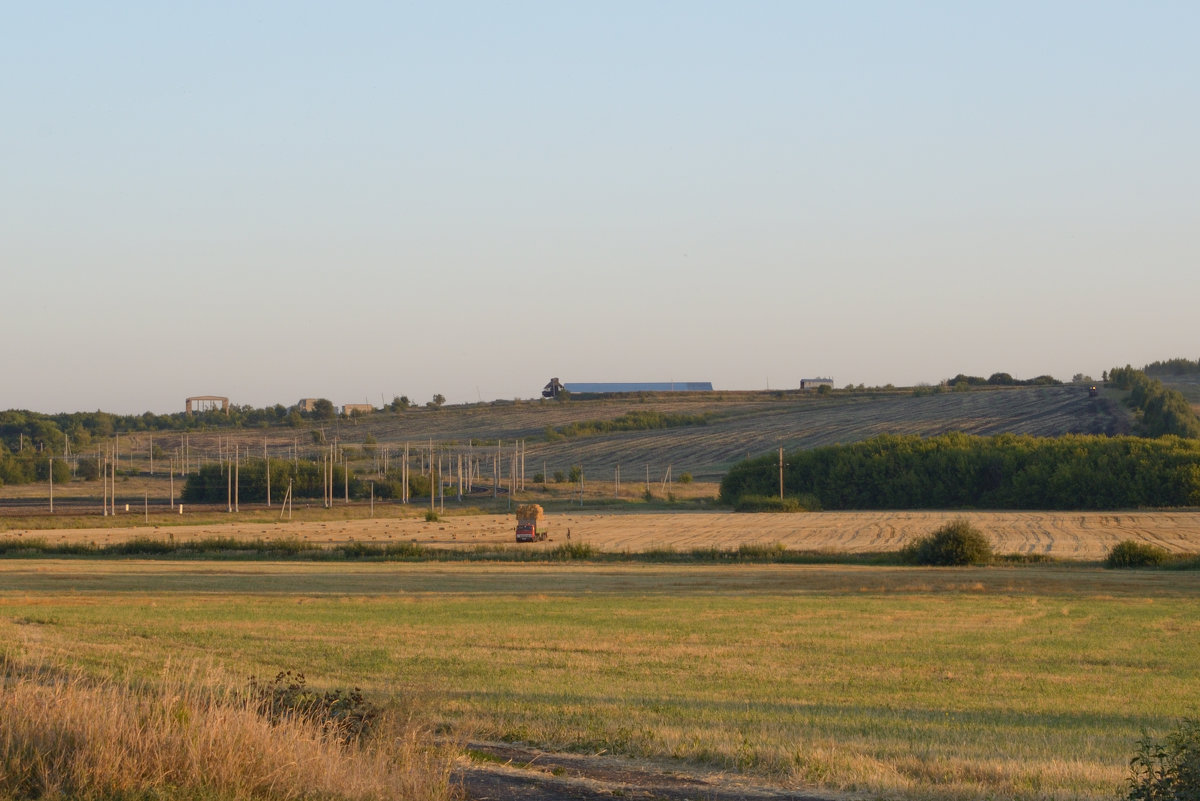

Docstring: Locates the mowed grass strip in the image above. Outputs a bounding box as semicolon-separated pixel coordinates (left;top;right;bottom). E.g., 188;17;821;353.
3;562;1199;801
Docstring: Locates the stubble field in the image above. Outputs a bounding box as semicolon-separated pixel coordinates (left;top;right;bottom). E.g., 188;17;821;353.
11;508;1200;561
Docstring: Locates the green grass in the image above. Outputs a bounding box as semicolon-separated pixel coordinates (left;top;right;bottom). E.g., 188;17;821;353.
3;561;1199;800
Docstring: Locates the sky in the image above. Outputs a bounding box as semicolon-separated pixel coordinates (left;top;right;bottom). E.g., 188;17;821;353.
2;2;1197;415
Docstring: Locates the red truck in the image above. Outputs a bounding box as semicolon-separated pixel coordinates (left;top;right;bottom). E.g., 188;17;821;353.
515;504;547;542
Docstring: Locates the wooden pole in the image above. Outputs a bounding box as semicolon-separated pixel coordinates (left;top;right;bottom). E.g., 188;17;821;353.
48;457;53;513
779;446;784;500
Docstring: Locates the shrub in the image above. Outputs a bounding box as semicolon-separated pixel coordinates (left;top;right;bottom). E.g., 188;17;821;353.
901;518;993;565
551;542;595;560
424;510;439;523
1127;718;1200;801
247;670;379;743
679;472;693;484
733;494;819;513
1106;540;1171;568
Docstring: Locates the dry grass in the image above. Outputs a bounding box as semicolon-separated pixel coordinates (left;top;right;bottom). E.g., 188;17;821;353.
0;656;456;801
6;509;1200;561
4;562;1199;801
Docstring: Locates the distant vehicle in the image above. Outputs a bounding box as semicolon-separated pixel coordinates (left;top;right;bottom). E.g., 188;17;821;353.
515;503;547;542
1089;386;1099;397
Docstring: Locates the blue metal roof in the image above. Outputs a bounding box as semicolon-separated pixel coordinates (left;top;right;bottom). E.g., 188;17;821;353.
564;382;713;393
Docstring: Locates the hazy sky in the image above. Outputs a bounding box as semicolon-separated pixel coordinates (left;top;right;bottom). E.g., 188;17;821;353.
3;2;1197;414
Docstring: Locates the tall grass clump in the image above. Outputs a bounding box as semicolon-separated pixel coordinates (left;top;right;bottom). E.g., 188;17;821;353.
900;518;993;566
1126;718;1200;801
1106;540;1171;568
733;494;820;513
550;542;596;560
0;657;455;801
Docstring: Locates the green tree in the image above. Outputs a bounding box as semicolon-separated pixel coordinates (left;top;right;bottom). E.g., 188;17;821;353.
311;399;336;420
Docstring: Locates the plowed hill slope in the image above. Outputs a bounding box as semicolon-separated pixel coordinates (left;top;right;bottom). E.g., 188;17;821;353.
322;386;1127;481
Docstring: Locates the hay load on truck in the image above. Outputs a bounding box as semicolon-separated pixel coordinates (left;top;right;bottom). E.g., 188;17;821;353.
515;504;547;542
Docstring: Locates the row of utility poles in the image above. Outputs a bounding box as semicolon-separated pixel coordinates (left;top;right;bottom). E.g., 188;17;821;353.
21;432;690;516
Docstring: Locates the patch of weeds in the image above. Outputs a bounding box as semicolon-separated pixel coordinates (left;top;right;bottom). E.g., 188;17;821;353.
1127;718;1200;801
246;670;379;743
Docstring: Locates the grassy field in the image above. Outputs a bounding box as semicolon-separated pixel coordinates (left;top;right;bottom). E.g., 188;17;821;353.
4;558;1199;801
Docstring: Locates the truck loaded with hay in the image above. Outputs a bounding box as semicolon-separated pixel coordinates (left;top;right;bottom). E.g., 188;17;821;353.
515;504;547;542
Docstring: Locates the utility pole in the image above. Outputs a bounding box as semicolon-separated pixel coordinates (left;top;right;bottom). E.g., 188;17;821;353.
48;457;53;513
779;447;785;500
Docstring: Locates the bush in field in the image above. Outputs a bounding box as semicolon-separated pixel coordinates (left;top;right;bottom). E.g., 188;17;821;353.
247;670;379;743
77;457;100;481
1106;540;1171;568
901;518;993;565
1127;718;1200;801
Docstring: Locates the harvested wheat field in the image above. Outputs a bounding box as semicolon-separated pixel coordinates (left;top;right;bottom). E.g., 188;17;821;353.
19;509;1200;560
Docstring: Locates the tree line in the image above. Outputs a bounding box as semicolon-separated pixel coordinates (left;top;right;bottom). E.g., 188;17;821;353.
0;396;440;458
719;432;1200;510
181;460;434;504
944;372;1062;387
1106;366;1200;438
1142;357;1200;376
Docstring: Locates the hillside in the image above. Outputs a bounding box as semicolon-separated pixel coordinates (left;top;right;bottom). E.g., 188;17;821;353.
252;385;1127;482
0;386;1130;504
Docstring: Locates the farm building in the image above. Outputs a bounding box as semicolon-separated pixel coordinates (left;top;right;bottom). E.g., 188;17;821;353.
564;381;714;394
800;378;834;390
342;403;374;415
295;398;320;412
